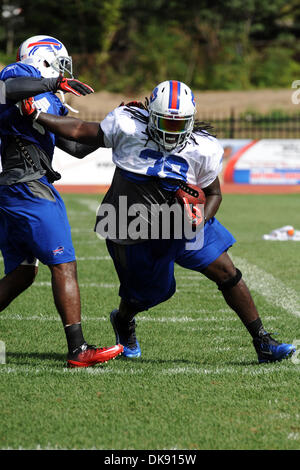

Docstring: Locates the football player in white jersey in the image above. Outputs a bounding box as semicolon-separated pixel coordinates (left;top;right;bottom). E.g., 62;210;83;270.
21;80;296;364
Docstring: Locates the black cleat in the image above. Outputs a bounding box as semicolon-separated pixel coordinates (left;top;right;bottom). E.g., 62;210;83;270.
253;332;296;364
110;309;141;358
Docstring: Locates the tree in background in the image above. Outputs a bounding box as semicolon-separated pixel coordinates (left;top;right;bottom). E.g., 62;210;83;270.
1;0;300;91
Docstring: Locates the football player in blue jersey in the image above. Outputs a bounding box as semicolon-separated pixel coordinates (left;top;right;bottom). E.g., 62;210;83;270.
19;79;296;364
0;35;123;367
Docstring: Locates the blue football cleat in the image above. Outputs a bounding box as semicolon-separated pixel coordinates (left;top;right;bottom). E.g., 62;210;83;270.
110;309;141;358
253;332;296;364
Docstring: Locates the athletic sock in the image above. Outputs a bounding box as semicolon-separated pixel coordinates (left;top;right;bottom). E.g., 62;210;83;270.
64;322;85;353
245;317;266;338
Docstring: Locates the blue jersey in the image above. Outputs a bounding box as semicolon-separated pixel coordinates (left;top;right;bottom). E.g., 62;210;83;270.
0;62;68;159
0;63;76;270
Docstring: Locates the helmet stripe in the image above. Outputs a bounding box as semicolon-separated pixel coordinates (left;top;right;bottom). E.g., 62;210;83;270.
169;80;181;110
28;41;60;47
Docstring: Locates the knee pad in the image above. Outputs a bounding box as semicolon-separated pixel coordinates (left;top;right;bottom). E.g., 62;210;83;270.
20;257;39;267
217;268;242;291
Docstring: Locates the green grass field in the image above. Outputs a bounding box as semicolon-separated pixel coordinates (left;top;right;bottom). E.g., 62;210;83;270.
0;192;299;450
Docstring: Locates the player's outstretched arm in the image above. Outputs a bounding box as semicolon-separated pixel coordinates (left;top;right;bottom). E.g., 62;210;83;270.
3;76;93;102
21;96;103;146
38;112;103;146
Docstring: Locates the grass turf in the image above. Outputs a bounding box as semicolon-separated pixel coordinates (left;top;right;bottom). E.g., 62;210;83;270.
0;192;299;450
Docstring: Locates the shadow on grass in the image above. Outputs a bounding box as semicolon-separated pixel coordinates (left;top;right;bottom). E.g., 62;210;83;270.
117;355;262;367
117;356;210;366
6;351;66;366
6;352;261;368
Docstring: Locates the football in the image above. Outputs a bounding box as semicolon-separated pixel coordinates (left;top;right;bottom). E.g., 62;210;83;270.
175;183;206;206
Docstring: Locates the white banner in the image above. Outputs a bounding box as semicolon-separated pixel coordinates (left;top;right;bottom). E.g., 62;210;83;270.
232;139;300;184
53;147;115;186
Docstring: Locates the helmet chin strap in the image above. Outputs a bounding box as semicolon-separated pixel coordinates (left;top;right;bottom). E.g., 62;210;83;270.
57;90;79;113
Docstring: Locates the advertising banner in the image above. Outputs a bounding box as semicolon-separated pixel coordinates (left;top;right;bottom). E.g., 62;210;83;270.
224;139;300;185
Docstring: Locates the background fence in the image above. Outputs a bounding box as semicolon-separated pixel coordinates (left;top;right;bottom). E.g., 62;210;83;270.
75;109;300;139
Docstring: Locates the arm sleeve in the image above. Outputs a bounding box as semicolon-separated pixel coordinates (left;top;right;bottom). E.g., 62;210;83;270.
56;136;101;159
4;76;58;102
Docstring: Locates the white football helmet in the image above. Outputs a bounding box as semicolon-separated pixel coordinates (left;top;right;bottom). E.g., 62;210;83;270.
16;35;73;78
148;80;196;151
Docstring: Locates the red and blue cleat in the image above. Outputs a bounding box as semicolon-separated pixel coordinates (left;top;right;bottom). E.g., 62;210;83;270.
67;342;123;368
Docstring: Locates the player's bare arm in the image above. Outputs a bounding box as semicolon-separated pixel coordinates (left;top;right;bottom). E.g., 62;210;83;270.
36;112;104;146
202;177;222;222
21;96;101;145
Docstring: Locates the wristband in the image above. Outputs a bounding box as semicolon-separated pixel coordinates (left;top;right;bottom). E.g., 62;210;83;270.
32;108;42;121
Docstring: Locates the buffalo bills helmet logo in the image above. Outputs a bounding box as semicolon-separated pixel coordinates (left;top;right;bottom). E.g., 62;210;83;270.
150;87;158;103
28;38;62;56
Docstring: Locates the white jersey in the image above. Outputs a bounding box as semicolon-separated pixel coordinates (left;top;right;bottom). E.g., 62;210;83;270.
100;106;223;188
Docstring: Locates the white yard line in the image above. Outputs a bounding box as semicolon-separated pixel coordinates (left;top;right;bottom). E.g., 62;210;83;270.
0;313;276;323
1;243;299;318
68;210;92;216
0;364;298;377
232;256;300;318
176;275;206;281
74;240;105;243
78;198;100;214
71;228;94;233
0;255;111;262
0;314;222;322
178;255;300;318
76;256;111;261
31;282;118;288
74;199;106;238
